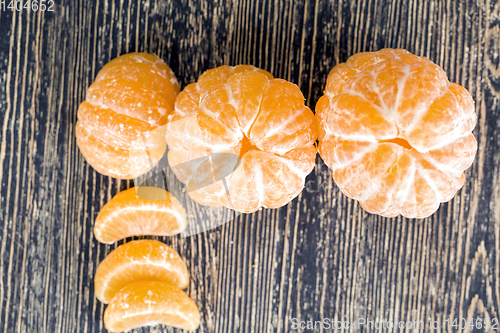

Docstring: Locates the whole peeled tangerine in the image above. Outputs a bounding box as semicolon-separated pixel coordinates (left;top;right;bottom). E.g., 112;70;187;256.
316;49;478;218
76;53;179;179
166;65;317;213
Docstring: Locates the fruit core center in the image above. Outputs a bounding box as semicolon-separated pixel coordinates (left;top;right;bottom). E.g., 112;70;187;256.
379;137;413;150
240;135;259;157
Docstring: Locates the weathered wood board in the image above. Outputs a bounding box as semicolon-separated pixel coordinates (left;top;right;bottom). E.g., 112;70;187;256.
0;0;499;332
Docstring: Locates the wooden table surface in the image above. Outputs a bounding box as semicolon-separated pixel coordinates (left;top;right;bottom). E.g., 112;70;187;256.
1;0;500;332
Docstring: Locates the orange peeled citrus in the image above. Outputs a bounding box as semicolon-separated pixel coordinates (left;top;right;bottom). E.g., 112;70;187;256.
166;65;317;213
93;187;187;243
104;280;200;332
94;240;190;303
76;52;179;179
316;49;477;218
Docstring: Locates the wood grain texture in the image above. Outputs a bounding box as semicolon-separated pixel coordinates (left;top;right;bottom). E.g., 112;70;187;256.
0;0;499;332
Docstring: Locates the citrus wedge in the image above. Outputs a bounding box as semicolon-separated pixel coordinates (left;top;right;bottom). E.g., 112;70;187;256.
94;187;187;243
104;280;200;332
94;240;190;303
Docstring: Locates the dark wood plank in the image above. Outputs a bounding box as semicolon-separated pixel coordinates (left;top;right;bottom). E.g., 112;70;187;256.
0;0;499;332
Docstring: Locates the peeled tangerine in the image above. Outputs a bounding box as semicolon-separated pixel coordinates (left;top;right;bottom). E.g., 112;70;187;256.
166;65;317;213
316;49;477;218
76;53;179;179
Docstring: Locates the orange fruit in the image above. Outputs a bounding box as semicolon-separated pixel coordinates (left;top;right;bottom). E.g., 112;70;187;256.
94;187;187;243
316;49;477;218
104;280;200;332
94;240;189;303
166;65;317;213
76;52;179;179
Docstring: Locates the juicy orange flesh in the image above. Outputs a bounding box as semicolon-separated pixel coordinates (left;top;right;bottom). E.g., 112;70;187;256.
93;187;187;244
240;134;259;157
379;137;413;150
104;281;200;332
94;239;190;303
317;48;478;218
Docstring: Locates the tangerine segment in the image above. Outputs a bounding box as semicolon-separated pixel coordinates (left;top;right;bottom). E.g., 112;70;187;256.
86;78;171;126
76;53;178;179
94;240;190;303
317;49;477;218
104;281;200;332
77;101;158;150
223;148;315;210
166;65;317;212
94;187;187;244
